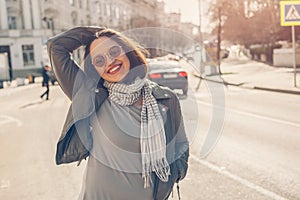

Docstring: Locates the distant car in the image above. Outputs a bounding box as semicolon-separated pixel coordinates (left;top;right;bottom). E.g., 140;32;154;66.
148;60;188;97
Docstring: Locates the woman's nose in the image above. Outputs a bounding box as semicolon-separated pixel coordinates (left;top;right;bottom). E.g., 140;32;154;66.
106;54;115;66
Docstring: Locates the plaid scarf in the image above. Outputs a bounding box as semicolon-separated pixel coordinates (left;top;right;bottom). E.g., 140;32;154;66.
103;77;170;188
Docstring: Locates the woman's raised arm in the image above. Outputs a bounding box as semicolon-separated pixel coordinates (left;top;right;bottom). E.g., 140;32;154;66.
47;26;104;99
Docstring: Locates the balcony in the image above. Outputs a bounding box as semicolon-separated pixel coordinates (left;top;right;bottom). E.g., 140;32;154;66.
0;30;20;37
0;29;53;38
6;0;20;9
43;1;60;16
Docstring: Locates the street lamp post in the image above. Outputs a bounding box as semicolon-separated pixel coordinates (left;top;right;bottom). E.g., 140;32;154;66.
198;0;203;45
196;0;204;90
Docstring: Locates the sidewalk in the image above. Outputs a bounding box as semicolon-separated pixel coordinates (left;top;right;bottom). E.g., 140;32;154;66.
0;77;42;97
196;55;300;95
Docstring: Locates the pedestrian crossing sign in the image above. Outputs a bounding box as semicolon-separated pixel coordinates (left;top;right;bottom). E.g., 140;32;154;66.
280;1;300;26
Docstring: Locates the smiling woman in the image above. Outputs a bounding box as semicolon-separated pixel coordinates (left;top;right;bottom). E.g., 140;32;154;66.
46;26;189;200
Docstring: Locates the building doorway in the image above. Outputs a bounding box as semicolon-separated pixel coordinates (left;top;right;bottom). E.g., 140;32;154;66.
0;46;12;81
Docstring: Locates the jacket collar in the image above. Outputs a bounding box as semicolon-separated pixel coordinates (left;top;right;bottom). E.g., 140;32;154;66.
152;85;172;100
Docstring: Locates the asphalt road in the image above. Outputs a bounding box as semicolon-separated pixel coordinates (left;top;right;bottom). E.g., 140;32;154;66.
182;84;300;200
0;63;299;199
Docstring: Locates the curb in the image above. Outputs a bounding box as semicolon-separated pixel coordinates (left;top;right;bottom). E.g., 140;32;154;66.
253;86;300;95
193;74;300;96
0;83;40;97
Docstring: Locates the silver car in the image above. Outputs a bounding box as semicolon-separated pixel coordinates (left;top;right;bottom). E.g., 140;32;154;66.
148;60;188;98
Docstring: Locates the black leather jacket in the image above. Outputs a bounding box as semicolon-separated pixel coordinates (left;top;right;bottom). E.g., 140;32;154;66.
47;27;189;200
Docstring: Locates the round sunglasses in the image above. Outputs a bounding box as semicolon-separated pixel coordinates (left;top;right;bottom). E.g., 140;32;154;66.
92;45;123;68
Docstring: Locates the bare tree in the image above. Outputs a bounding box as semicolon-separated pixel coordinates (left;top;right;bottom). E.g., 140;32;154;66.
209;0;297;45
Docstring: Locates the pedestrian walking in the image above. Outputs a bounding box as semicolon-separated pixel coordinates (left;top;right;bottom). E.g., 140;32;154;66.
40;65;50;100
47;26;189;200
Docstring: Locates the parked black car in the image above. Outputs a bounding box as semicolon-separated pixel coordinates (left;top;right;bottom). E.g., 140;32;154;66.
148;60;188;98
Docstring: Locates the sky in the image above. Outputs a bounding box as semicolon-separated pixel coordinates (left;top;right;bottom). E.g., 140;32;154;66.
162;0;211;31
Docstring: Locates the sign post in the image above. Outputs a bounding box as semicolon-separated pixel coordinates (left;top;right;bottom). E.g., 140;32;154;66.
280;1;300;87
292;25;296;87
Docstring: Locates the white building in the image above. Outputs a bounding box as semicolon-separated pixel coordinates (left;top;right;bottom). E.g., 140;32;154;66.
0;0;100;79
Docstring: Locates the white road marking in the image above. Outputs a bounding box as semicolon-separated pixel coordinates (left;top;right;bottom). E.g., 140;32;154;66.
0;179;10;189
197;100;300;128
0;115;23;126
191;155;288;200
228;107;300;128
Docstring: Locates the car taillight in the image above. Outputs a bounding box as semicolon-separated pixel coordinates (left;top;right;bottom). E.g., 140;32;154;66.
178;71;187;77
149;73;162;79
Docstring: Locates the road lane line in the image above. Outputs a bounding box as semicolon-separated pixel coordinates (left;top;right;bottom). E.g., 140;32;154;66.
230;109;300;128
191;155;288;200
197;100;300;128
0;179;10;189
0;115;22;126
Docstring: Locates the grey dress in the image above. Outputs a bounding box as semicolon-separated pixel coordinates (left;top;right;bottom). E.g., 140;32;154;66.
78;99;155;200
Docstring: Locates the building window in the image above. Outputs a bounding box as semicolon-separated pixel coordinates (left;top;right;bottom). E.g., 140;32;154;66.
8;16;17;29
116;7;120;19
86;0;90;10
22;45;35;66
42;17;54;30
47;18;54;30
71;12;78;26
87;15;91;26
123;9;127;20
106;4;111;16
103;3;107;16
97;3;101;14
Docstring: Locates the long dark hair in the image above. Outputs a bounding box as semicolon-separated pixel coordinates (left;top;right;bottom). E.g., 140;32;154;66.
84;28;149;84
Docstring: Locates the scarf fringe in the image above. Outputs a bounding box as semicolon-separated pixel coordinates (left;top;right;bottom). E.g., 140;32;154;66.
142;158;170;188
